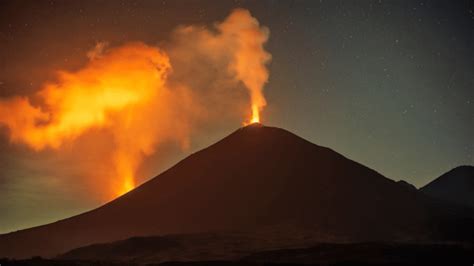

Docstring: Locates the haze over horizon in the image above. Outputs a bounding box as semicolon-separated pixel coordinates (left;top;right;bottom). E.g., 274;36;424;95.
0;0;473;234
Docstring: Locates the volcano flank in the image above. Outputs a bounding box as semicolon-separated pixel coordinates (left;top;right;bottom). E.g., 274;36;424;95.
0;124;473;259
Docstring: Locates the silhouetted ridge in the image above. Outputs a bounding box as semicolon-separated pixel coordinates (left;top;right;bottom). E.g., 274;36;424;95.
421;165;474;209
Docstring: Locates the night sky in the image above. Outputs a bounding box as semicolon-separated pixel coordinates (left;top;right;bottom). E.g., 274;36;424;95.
0;0;473;233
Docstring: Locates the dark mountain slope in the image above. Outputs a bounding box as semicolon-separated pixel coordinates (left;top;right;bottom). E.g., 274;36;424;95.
0;124;472;259
421;166;474;208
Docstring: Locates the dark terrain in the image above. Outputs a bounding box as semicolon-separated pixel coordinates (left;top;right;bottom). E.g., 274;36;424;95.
56;233;474;265
0;124;473;264
1;241;473;265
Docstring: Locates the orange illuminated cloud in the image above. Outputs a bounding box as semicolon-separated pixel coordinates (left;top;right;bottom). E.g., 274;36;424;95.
0;9;271;200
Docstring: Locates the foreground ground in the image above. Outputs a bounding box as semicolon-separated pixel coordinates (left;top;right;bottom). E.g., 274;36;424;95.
1;242;473;265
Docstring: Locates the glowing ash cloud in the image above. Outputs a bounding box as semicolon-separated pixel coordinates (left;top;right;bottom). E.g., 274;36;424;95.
0;9;270;199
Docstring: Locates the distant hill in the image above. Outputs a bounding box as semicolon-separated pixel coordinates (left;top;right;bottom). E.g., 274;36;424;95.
0;124;473;259
421;166;474;209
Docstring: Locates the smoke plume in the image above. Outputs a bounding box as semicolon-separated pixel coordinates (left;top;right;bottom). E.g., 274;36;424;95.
0;9;270;199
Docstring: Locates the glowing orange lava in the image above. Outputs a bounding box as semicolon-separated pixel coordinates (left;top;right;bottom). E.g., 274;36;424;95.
245;104;261;125
116;174;135;197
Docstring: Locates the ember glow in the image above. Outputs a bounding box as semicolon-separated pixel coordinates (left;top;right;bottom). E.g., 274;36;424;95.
250;105;261;124
0;9;270;199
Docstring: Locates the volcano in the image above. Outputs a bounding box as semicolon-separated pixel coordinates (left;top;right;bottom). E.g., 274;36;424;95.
0;124;473;259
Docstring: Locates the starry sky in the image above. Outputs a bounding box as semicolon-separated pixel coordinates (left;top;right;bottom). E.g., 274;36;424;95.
0;0;473;233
